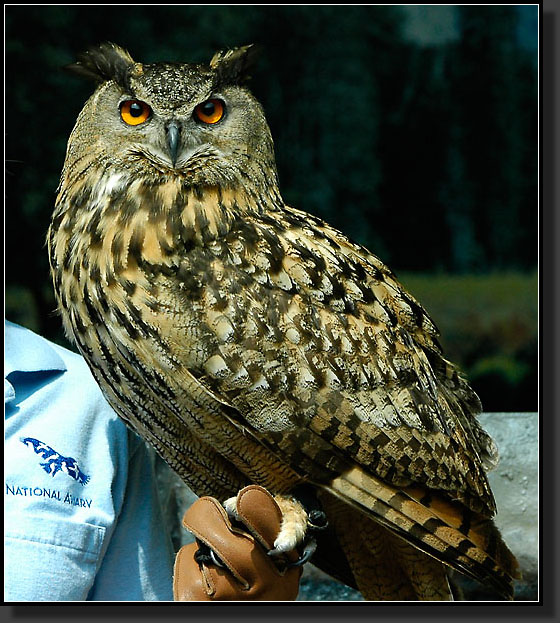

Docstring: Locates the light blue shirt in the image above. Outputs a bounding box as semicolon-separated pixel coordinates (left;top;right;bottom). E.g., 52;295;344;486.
4;321;175;601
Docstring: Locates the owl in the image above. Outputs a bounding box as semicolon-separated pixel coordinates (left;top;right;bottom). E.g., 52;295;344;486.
48;42;520;600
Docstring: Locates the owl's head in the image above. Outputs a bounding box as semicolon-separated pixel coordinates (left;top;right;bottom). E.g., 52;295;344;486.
65;42;277;189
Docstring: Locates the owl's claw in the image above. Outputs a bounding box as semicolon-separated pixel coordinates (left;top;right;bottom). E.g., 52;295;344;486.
223;487;327;563
268;537;318;567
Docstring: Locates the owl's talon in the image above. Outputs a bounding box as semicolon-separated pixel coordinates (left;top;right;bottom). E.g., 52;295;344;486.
286;539;318;567
268;537;317;567
267;545;285;558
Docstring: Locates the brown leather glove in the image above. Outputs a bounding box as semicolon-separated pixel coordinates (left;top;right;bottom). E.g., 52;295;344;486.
173;485;305;601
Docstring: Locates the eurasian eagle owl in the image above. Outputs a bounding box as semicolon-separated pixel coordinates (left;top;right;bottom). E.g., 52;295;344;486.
48;43;520;600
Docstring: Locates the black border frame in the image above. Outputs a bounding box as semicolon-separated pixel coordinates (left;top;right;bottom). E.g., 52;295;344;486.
3;2;554;621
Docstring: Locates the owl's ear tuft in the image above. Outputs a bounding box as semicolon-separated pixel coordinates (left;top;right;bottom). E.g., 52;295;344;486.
210;44;260;85
65;42;136;88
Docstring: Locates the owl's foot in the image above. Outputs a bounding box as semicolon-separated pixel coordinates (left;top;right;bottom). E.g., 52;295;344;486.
223;491;309;555
270;494;309;555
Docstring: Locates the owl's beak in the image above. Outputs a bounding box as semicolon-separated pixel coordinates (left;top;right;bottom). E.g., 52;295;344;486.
166;121;181;167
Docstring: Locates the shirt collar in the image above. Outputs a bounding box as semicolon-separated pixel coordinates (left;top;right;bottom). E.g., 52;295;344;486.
5;320;67;378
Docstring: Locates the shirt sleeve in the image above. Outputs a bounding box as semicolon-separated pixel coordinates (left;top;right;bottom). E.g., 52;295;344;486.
4;517;105;601
4;322;176;602
86;435;175;601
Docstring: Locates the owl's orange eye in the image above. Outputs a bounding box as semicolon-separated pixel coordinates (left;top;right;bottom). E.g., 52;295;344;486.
194;99;225;125
120;100;152;126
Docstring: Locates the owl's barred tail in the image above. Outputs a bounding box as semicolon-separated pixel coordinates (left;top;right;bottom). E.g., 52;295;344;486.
324;466;520;600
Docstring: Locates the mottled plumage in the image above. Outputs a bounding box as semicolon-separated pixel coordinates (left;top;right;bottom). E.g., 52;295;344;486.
48;43;519;600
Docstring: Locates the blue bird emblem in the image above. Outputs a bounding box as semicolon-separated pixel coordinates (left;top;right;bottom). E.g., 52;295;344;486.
20;437;90;486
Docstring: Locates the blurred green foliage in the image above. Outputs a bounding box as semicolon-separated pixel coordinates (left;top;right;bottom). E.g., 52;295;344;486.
399;272;538;412
5;6;538;410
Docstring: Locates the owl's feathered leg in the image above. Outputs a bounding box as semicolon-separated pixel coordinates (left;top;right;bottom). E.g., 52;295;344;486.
387;532;453;600
270;495;310;553
319;492;447;600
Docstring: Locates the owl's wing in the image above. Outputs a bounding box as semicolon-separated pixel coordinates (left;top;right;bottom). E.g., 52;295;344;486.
159;204;498;514
276;205;501;500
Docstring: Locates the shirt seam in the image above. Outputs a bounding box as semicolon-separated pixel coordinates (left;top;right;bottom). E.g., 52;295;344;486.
5;534;102;557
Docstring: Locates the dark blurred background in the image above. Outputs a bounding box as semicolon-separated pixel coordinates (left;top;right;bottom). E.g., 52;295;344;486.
5;5;538;412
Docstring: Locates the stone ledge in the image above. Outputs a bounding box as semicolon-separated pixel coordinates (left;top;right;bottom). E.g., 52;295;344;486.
470;412;538;601
155;412;538;601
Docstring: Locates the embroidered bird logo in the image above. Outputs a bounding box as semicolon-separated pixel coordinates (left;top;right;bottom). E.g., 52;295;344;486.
20;437;90;486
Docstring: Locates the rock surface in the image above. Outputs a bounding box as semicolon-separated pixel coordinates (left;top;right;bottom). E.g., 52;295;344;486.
154;412;538;602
